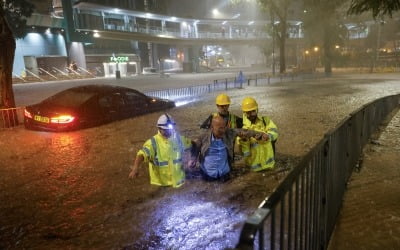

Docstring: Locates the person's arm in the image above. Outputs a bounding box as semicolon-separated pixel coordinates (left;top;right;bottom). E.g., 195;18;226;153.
232;128;262;140
200;115;213;129
128;154;144;178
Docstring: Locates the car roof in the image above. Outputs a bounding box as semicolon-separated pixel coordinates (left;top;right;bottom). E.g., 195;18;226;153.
66;84;140;94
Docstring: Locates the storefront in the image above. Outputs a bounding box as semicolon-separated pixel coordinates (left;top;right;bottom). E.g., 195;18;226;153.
85;54;141;77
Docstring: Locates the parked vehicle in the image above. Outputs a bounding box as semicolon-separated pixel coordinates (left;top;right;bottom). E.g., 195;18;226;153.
24;84;175;132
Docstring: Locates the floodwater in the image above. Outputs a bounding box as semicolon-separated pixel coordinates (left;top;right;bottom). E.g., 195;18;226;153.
1;73;400;249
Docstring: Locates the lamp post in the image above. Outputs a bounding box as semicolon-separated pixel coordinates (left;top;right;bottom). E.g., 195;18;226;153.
271;12;276;76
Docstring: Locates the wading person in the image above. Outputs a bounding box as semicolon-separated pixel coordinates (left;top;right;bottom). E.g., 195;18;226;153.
239;97;278;171
200;93;243;129
193;116;261;181
128;114;193;188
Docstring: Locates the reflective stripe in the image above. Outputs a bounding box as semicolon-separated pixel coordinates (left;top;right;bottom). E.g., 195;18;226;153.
250;142;259;148
142;147;151;157
265;157;274;164
158;161;169;166
151;137;157;153
243;151;251;157
176;178;185;186
173;158;182;164
250;157;274;170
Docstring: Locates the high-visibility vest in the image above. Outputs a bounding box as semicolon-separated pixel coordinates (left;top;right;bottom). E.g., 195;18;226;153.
212;112;237;128
138;132;192;187
240;115;278;171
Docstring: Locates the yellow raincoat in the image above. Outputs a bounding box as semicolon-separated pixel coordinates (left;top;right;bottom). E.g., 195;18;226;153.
137;131;192;187
240;115;278;171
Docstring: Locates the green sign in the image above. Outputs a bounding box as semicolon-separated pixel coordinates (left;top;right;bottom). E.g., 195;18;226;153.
110;56;129;63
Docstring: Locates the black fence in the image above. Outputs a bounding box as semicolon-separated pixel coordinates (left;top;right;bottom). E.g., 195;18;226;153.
144;73;295;102
235;94;400;250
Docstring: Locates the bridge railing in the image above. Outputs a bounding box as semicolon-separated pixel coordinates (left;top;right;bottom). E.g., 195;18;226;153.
235;94;400;250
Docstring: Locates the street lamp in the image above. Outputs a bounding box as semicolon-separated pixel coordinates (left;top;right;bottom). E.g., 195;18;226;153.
212;8;220;17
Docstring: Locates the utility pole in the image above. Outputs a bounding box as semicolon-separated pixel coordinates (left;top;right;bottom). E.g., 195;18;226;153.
144;0;153;68
271;11;276;76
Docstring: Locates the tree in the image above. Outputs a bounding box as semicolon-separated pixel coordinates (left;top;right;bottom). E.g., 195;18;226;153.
303;0;348;76
348;0;400;18
258;0;292;74
0;0;34;110
231;0;294;74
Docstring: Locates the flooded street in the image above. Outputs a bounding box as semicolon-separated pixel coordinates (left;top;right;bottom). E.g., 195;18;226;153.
1;73;400;249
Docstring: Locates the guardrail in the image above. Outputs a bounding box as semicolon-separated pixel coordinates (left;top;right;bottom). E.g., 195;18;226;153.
0;107;24;129
144;73;296;101
235;94;400;250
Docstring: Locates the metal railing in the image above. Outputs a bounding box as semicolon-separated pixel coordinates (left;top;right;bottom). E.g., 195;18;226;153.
144;73;296;102
235;94;400;250
0;107;24;129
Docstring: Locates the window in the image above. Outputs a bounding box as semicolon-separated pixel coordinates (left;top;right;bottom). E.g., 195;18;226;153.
125;91;146;106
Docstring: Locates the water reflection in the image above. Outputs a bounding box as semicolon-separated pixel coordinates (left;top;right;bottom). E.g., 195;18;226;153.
138;192;245;249
174;97;200;107
37;131;104;223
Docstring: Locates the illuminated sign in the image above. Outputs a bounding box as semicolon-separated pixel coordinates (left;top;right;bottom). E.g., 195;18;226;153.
110;56;129;62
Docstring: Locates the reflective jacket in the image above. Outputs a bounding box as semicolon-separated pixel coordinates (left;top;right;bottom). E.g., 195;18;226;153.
137;131;192;187
200;112;243;129
240;115;278;171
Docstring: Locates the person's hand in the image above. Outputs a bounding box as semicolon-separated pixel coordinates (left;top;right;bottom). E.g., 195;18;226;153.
187;158;197;169
128;167;139;179
261;133;270;141
254;133;263;140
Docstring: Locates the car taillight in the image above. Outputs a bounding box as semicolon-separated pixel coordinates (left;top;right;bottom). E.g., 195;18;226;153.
50;115;75;124
24;109;32;118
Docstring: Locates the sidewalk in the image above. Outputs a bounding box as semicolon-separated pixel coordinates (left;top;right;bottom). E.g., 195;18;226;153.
328;109;400;250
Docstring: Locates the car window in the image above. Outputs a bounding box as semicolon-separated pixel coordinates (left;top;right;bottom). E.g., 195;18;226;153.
99;93;125;108
45;89;94;107
98;95;113;108
124;91;147;105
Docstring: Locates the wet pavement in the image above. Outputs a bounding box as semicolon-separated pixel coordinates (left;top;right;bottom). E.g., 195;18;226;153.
328;108;400;250
1;73;400;249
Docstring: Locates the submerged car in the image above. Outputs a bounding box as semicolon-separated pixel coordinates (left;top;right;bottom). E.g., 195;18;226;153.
24;84;175;131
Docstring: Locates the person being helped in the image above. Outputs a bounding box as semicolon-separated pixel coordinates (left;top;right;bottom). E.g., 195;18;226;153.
200;93;243;129
193;115;261;181
128;113;193;188
239;97;278;171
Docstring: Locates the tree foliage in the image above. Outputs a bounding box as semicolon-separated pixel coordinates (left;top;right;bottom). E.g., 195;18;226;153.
258;0;292;73
348;0;400;19
303;0;348;75
1;0;34;38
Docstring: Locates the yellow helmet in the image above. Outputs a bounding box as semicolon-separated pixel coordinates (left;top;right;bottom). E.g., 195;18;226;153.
215;94;231;105
241;97;258;112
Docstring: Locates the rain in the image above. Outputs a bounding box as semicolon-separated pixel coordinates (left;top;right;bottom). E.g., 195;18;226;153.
2;73;400;249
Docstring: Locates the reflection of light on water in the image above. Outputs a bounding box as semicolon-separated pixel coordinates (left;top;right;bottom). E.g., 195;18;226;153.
174;97;199;107
144;194;245;249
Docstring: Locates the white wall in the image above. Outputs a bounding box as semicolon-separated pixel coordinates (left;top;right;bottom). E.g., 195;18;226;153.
13;31;67;76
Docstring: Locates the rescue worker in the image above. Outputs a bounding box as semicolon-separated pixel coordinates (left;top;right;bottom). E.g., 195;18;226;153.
128;114;193;187
193;116;261;181
239;97;278;171
200;93;243;129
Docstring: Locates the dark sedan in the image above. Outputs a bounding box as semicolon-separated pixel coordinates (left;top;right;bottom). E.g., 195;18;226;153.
24;84;175;131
